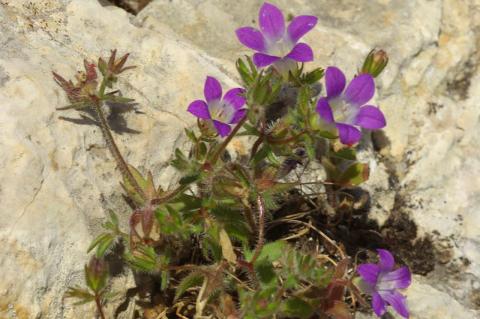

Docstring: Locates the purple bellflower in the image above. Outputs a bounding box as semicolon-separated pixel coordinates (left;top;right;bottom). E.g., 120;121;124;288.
316;66;386;145
187;76;247;137
235;2;317;69
357;249;412;318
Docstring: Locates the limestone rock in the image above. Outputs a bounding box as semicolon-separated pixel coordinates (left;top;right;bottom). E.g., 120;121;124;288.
0;0;479;317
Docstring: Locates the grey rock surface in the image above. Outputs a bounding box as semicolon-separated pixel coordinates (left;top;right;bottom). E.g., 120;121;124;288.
0;0;479;318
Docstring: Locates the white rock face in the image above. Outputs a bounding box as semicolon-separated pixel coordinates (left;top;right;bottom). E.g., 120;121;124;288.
0;0;479;318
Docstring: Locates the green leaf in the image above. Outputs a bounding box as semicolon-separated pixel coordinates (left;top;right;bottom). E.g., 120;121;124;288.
253;241;286;264
65;287;95;305
171;148;190;170
87;233;111;254
184;128;197;143
296;86;311;112
96;235;114;258
167;193;202;212
85;263;108;293
122;165;148;205
338;163;370;186
332;148;357;161
161;270;170;291
219;228;237;263
283;297;314;318
255;260;277;285
303;67;324;84
210;205;250;243
236;57;254;85
108;210;119;227
302;134;317;160
124;246;157;272
179;172;201;185
174;272;204;301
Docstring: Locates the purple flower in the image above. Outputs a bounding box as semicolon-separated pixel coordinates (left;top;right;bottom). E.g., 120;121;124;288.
357;249;411;318
235;2;317;68
187;76;247;137
316;66;386;145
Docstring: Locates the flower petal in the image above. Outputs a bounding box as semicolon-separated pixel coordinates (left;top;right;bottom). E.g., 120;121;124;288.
187;100;210;119
325;66;346;97
377;249;395;271
253;53;281;67
354;105;386;129
213;120;231;137
235;27;266;52
223;88;246;109
357;263;380;285
204;76;222;103
287;15;318;43
336;123;361;145
379;290;409;319
230;109;247;124
316;97;334;123
378;266;411;290
285;43;314;62
259;2;285;42
372;292;387;317
344;73;375;105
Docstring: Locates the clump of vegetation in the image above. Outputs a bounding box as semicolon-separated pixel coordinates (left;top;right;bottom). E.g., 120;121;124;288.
55;2;410;318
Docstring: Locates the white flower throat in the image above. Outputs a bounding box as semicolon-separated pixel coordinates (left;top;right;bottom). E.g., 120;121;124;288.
329;96;358;124
209;100;234;123
267;36;294;57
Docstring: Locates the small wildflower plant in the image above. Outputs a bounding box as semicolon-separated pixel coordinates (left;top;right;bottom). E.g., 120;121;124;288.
56;2;411;318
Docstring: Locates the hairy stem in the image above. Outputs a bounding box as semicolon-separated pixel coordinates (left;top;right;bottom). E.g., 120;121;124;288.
210;115;248;165
94;295;106;319
250;120;266;160
91;96;146;201
250;195;266;265
242;200;257;234
250;135;264;160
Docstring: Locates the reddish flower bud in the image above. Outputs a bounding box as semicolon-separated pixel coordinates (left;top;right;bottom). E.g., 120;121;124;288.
85;256;109;293
360;49;389;78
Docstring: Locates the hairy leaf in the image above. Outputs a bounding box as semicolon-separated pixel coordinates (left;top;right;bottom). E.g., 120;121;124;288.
174;272;204;301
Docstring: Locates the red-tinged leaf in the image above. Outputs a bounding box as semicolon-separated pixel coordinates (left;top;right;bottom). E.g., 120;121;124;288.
144;171;156;201
141;207;154;239
83;59;97;82
327;281;347;304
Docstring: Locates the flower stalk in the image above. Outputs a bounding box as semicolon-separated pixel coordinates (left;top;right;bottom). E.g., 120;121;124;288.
91;95;146;202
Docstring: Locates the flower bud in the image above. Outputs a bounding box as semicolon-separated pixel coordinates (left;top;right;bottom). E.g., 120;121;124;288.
85;256;109;293
98;50;135;87
360;49;388;78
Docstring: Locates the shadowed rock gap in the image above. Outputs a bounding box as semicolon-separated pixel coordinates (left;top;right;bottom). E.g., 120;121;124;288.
99;0;154;15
